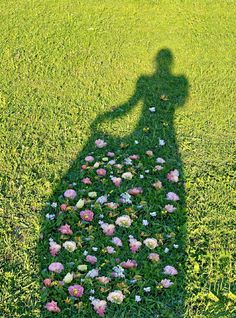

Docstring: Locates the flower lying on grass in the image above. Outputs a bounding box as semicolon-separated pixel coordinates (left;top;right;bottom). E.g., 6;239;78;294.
42;136;182;315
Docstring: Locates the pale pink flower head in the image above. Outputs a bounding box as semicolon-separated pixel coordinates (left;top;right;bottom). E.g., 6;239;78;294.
112;237;123;247
96;168;107;177
148;253;160;262
166;192;179;201
143;238;158;249
167;169;179;182
129;154;139;160
85;155;94;162
160;279;173;288
152;181;162;190
156;157;165;164
68;284;84;297
80;210;94;222
154;165;163;171
63;241;77;252
163;265;178;276
82;177;92;185
58;224;73;235
129;238;142;253
81;164;87;170
107;290;125;304
106;246;115;254
106;202;119;209
115;215;132;228
86;255;97;264
64;189;77;200
49;241;61;257
43;278;52;287
121;172;133;180
128;187;143;196
111;176;122;187
101;223;115;236
164;204;176;213
92;299;107;317
44;300;61;312
95;139;107;148
107;152;115;157
96;276;111;284
48;262;64;273
60;204;67;211
120;259;137;269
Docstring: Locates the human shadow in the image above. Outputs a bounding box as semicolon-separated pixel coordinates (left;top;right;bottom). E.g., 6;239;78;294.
39;48;189;318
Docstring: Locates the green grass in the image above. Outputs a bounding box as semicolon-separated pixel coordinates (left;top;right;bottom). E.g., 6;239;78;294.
0;0;235;317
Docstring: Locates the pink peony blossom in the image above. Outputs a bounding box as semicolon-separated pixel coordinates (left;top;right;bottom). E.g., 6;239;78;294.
60;204;67;211
49;241;61;257
92;299;107;317
81;164;87;170
95;139;107;148
107;290;125;304
58;224;73;235
111;176;122;187
101;223;115;236
120;259;137;269
164;204;176;213
106;202;119;209
44;300;61;312
148;253;160;262
96;276;111;284
128;187;143;196
154;165;163;171
129;154;139;160
129;238;142;253
156;157;165;164
166;192;179;201
80;210;94;222
43;278;52;287
112;237;123;247
85;155;94;162
96;168;107;177
163;265;178;276
48;262;64;273
64;189;77;200
115;215;132;227
107;152;115;157
167;169;179;182
86;255;97;264
106;246;115;254
68;284;84;297
160;279;173;288
82;177;92;185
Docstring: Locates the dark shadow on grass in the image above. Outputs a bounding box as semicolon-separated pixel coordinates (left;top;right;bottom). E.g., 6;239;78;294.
39;48;189;318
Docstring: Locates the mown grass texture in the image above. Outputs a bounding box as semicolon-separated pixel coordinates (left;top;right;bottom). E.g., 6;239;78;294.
0;1;235;318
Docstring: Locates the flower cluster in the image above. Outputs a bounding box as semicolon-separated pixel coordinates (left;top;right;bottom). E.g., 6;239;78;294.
42;137;181;316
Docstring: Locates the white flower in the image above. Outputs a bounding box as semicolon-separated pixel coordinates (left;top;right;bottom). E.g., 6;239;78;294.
124;158;133;165
145;170;149;173
149;107;156;113
159;139;165;146
150;212;157;217
135;295;142;302
63;241;77;252
164;247;169;253
96;195;108;205
115;215;132;228
139;174;144;179
173;244;179;249
142;220;149;226
46;213;55;220
51;202;57;208
99;214;104;219
63;272;73;284
134;140;139;144
122;172;133;180
83;250;88;256
143;287;151;292
89;296;95;301
86;269;99;278
92;247;98;251
76;199;85;209
120;192;132;204
90;289;95;294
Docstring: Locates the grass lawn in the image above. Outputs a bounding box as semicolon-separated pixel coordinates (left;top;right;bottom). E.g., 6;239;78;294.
0;1;235;317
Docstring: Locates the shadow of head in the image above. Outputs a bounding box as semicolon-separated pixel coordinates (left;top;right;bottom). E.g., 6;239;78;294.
155;48;173;74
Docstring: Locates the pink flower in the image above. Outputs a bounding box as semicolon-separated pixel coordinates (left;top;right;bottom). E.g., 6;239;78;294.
68;284;84;297
106;202;119;209
111;177;122;187
163;265;178;276
160;279;173;288
115;215;132;227
156;157;165;164
48;262;64;273
107;152;115;157
120;259;137;269
146;150;154;157
80;210;94;222
85;155;94;162
96;168;107;177
106;246;115;254
112;237;123;247
128;187;143;196
86;255;97;264
49;241;61;256
96;276;111;284
107;290;125;304
164;204;176;213
92;299;107;317
81;164;87;170
60;204;67;211
44;300;61;312
167;169;179;182
154;165;163;171
129;238;142;253
166;192;179;201
82;177;92;185
95;139;107;148
152;181;162;190
64;189;77;200
129;154;139;160
101;223;115;236
43;278;52;287
58;224;73;235
148;253;160;262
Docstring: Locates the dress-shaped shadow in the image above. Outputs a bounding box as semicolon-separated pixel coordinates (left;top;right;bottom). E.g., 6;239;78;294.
40;49;189;318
